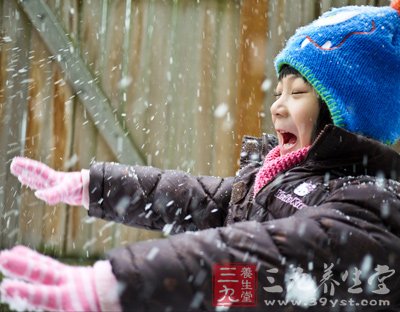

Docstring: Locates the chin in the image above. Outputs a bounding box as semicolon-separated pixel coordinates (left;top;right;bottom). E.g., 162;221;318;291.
280;144;297;155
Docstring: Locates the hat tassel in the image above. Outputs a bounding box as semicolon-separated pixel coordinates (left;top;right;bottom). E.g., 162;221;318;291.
392;0;400;14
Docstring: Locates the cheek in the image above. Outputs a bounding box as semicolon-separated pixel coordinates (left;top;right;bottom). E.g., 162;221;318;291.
299;101;319;127
297;123;315;146
294;109;319;143
294;110;317;129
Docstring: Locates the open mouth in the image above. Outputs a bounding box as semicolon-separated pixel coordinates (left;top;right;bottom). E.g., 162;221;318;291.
280;131;297;149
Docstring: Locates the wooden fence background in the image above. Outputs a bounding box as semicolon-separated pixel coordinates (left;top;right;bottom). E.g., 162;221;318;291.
0;0;390;257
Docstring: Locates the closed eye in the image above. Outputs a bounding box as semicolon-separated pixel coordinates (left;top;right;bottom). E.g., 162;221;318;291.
292;91;308;95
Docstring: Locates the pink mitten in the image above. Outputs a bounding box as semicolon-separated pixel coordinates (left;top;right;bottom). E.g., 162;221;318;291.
0;246;122;312
10;157;90;208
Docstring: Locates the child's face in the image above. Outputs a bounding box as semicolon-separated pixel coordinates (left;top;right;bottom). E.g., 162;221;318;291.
271;74;320;156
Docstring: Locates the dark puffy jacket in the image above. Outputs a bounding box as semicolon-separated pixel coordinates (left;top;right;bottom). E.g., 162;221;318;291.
88;125;400;312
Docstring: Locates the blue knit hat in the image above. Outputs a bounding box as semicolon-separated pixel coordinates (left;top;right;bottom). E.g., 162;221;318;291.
274;0;400;144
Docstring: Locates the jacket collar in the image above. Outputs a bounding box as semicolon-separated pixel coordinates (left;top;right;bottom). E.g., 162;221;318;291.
305;125;400;181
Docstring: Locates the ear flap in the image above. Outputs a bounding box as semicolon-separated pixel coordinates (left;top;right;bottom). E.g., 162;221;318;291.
391;0;400;14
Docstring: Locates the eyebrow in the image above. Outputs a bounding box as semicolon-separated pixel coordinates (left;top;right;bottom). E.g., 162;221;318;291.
274;77;312;94
281;75;303;82
276;75;306;87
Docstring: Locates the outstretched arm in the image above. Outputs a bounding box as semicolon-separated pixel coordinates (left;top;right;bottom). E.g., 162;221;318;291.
2;181;400;311
106;181;400;311
88;162;234;233
9;157;234;233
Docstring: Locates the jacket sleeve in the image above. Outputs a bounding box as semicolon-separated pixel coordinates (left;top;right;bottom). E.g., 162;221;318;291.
106;179;400;311
87;162;234;233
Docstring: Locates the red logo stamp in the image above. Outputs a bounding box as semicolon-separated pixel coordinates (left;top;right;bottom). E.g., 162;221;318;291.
212;263;257;307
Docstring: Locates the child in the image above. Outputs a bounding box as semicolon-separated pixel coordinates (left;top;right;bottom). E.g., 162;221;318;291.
1;1;400;311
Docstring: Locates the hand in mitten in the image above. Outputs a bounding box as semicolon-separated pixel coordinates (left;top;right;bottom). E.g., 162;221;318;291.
10;157;90;208
0;245;122;312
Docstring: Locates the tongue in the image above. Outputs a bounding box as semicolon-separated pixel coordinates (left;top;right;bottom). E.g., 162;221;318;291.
288;134;297;144
283;132;297;145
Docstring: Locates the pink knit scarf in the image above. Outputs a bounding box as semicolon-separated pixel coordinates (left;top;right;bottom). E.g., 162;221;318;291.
253;145;310;195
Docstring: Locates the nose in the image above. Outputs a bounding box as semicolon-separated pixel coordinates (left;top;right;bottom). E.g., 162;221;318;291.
270;97;287;118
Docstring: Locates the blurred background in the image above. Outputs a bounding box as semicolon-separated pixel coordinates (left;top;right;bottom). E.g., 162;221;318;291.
0;0;390;258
